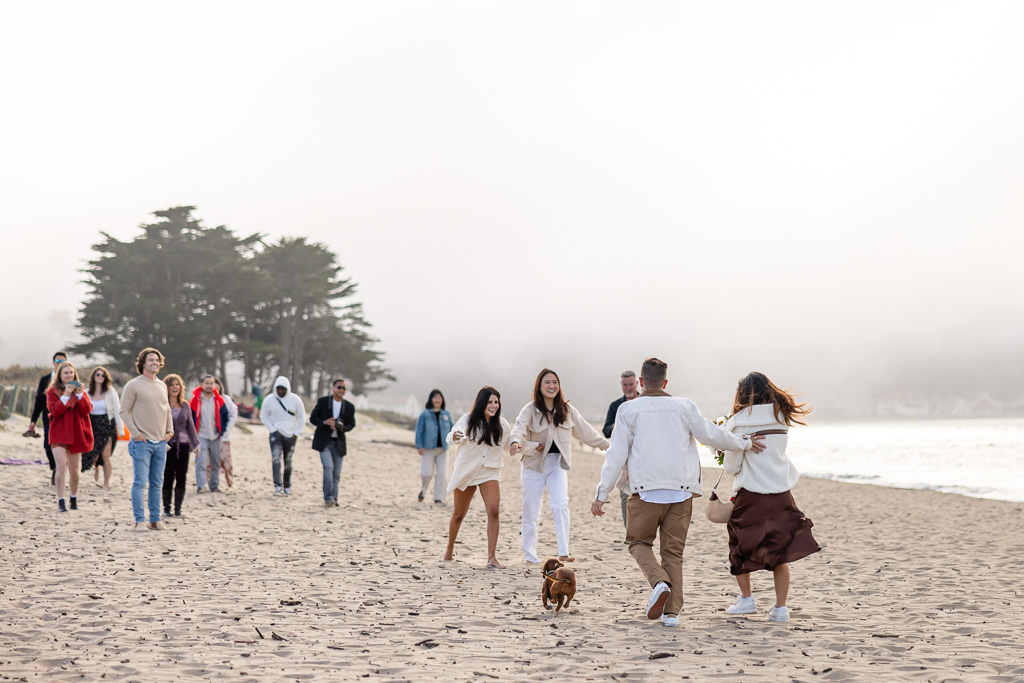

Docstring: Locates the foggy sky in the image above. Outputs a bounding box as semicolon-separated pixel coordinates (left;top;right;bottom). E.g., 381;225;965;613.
2;2;1023;416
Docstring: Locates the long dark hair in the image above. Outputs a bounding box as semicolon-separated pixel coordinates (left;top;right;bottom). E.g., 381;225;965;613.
466;386;503;446
425;389;446;410
88;366;112;397
732;372;812;427
532;368;568;427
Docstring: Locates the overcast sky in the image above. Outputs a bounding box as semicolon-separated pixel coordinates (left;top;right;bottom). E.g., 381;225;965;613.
2;2;1022;414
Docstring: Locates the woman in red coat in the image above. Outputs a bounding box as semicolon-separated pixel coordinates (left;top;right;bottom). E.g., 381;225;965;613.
47;362;94;513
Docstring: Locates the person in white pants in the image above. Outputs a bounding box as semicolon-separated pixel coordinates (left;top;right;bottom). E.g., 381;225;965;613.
510;368;609;564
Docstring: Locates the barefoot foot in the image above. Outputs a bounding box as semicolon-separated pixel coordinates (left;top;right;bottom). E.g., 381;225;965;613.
558;555;576;562
487;559;505;569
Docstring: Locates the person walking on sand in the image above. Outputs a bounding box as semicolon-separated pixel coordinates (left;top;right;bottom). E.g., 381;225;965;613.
602;370;639;529
46;362;94;513
591;358;765;627
444;386;512;568
720;372;820;622
28;351;67;483
213;378;238;491
260;375;305;495
163;374;198;518
510;368;610;564
83;366;122;488
189;375;229;494
119;348;174;532
414;389;454;504
309;378;356;507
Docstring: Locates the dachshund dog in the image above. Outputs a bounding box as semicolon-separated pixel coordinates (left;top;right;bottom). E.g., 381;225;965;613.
542;558;577;612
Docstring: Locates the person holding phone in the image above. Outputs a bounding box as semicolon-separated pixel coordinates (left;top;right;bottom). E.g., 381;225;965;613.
509;368;610;564
46;362;94;513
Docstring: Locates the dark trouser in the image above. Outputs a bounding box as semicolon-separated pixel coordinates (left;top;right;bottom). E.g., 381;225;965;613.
163;442;191;512
270;432;297;488
43;415;55;470
620;489;629;529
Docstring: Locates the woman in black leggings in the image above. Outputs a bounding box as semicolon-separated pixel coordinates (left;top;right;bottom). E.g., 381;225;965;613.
163;374;198;517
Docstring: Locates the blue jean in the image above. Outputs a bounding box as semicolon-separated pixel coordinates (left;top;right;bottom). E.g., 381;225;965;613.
130;440;167;523
319;441;343;501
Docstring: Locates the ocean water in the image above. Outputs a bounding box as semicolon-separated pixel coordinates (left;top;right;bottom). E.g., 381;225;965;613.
700;417;1024;503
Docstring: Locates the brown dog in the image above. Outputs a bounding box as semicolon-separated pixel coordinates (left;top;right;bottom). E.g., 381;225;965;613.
542;558;577;612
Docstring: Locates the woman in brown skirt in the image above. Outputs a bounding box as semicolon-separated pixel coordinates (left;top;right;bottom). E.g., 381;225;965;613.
721;372;820;622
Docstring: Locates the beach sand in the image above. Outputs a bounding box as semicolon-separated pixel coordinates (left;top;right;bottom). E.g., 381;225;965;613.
1;412;1022;682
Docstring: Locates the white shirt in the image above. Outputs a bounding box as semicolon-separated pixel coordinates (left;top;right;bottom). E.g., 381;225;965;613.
331;398;342;437
640;489;693;504
90;397;107;415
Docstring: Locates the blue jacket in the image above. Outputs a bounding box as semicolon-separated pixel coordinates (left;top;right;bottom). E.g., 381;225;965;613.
415;409;454;451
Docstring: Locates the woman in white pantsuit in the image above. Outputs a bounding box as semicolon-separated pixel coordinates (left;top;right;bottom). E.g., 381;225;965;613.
510;368;609;564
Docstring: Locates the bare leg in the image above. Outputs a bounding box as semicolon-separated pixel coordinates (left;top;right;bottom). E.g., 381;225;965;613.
100;441;113;487
222;441;234;488
444;486;475;560
68;454;81;497
54;446;69;501
772;564;790;607
478;480;503;568
736;572;752;598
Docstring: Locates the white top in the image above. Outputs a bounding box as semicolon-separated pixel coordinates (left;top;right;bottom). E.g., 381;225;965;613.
90;397;107;415
221;394;239;442
259;377;306;438
640;489;693;504
723;404;800;494
331;398;343;437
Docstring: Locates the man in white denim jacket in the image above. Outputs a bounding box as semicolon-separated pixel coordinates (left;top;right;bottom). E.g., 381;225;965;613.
592;357;764;627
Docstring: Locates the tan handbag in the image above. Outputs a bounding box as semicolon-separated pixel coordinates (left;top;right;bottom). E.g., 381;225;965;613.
705;468;733;523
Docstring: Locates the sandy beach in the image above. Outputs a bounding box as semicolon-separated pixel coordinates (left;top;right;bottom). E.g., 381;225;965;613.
1;411;1022;682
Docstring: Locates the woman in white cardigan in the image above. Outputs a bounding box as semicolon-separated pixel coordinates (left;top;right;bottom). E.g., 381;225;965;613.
510;368;609;564
721;372;820;622
84;366;122;488
444;386;512;568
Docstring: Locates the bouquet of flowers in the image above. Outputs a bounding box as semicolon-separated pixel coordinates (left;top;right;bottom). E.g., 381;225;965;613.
710;415;729;466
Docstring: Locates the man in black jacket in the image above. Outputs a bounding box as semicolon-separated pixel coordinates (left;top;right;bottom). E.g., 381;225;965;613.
602;370;638;529
309;378;357;507
28;351;68;478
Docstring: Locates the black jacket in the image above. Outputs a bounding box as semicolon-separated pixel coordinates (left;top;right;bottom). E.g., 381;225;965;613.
309;396;356;454
31;372;53;425
602;395;629;438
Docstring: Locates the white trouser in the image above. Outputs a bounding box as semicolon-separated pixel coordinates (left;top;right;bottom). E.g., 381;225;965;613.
419;448;448;502
521;460;570;563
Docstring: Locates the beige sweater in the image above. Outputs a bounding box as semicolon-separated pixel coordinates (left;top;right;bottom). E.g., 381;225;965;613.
119;375;173;441
510;402;609;473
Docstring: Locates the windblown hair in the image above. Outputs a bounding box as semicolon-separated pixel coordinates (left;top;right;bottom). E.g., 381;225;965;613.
425;389;446;410
48;363;80;393
466;386;503;446
732;372;812;427
88;366;112;396
164;374;187;407
136;347;165;374
532;368;568;427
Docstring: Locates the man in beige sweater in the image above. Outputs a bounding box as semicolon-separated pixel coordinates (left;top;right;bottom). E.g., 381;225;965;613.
119;347;174;532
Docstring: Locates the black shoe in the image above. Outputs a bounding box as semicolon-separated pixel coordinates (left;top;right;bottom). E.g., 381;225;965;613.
418;490;425;502
58;499;67;513
174;508;182;517
164;507;171;517
69;497;78;510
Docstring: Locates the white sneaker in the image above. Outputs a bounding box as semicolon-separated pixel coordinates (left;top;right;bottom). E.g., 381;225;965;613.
283;488;291;495
661;614;679;627
274;486;282;495
768;605;790;622
727;594;757;615
646;582;671;620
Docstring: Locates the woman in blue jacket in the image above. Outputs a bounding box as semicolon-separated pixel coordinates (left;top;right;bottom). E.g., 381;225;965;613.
415;389;454;504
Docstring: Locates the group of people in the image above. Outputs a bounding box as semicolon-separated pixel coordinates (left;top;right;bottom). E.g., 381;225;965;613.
418;360;820;624
29;346;819;624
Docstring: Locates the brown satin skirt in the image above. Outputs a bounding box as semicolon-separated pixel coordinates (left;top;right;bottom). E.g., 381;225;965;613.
728;489;820;575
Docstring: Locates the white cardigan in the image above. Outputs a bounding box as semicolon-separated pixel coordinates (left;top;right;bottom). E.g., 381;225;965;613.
94;387;123;434
509;402;609;473
446;414;511;468
723;404;800;494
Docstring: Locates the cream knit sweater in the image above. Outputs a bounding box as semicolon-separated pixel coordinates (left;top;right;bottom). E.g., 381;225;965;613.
723;404;800;494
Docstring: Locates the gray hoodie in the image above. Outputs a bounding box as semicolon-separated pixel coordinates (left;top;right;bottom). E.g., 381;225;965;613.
259;375;307;438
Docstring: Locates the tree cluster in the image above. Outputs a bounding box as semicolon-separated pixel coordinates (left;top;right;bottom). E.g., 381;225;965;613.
72;206;392;396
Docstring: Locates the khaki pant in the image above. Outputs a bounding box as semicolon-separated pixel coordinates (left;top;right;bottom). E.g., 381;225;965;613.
625;494;693;616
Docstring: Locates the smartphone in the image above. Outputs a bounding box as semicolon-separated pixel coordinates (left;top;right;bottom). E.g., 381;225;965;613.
68;380;83;389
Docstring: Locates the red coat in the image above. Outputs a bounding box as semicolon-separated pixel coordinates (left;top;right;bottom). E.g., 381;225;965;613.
47;388;95;455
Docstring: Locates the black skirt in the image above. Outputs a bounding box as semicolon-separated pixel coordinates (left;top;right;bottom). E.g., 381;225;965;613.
727;489;820;575
82;415;115;472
